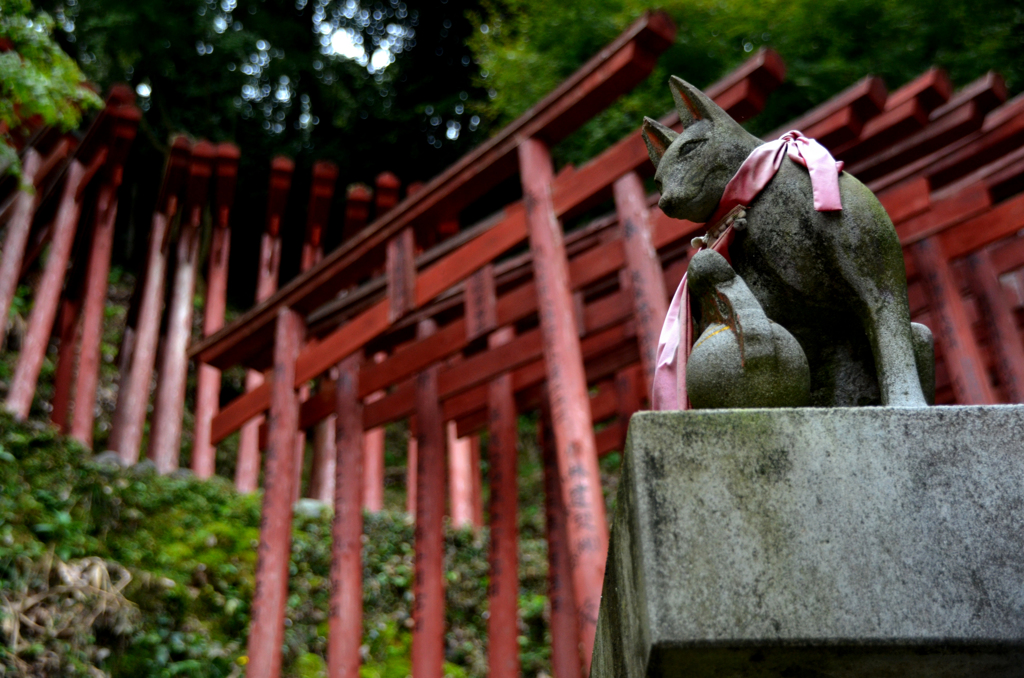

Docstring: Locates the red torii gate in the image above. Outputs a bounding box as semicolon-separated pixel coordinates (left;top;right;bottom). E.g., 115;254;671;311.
185;13;791;678
5;10;1024;678
4;88;140;431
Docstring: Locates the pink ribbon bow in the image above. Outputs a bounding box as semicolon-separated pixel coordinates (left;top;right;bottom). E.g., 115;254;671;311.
651;131;843;411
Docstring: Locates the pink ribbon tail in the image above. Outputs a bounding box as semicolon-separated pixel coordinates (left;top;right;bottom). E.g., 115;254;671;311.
782;131;844;212
651;228;735;411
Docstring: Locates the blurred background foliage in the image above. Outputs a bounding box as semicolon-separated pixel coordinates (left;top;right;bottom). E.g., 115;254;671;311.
40;0;488;169
34;0;494;304
470;0;1024;166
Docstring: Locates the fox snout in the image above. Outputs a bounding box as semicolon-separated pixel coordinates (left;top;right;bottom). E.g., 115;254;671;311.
658;191;684;218
657;176;719;222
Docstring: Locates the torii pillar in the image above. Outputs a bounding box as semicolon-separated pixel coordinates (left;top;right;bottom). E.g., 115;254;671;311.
235;156;295;492
412;320;446;678
191;143;241;478
302;160;341;502
6;151;106;419
69;105;141;447
519;137;608;671
108;136;191;464
245;308;305;678
148;141;215;473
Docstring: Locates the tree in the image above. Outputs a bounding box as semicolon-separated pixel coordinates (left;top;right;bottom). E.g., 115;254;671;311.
0;0;100;177
36;0;496;301
42;0;490;182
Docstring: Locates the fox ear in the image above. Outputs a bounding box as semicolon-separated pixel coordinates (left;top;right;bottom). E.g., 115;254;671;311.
641;117;679;169
669;75;715;127
669;75;743;132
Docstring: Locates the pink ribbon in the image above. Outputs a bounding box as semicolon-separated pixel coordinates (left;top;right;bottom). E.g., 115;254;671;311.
651;131;843;411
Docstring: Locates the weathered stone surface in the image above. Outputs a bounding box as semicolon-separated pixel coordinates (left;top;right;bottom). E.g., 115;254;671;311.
293;497;331;518
129;459;157;476
592;406;1024;677
91;450;129;468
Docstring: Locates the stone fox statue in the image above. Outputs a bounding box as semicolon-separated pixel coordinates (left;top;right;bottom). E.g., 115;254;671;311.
642;76;934;408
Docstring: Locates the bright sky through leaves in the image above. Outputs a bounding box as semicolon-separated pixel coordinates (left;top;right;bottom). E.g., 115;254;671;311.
320;1;412;74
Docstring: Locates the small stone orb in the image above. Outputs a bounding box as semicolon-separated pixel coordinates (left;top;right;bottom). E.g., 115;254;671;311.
687;321;811;409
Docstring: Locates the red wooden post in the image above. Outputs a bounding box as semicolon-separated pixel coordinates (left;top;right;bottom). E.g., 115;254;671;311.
911;237;997;404
50;290;84;431
6;156;100;419
302;160;338;271
66;189;117;441
614;171;669;394
280;155;303;499
363;351;387;513
387;227;415;323
342;183;372;242
465;265;497;342
0;142;69;276
246;307;305;678
487;326;520;678
236;375;267;490
109;136;191;464
539;407;582;678
328;353;364;678
148;141;215;473
447;421;474;529
70;106;140;446
406;419;418;515
312;417;336;501
110;281;140;437
236;156;294;492
615;365;643;420
469;435;483;528
362;424;385;511
192;143;240;478
49;203;95;431
518;136;608;669
966;249;1024;402
388;226;418;513
463;265;496;530
412;319;445;678
0;149;42;347
375;171;401;218
305;161;340;501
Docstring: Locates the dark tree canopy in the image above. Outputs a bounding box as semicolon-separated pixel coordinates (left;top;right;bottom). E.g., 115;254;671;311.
39;0;496;303
45;0;490;179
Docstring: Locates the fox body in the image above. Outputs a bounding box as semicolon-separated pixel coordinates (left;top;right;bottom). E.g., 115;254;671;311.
643;77;932;407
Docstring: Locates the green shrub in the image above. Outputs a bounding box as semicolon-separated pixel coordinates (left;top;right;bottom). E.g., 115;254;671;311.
0;413;556;677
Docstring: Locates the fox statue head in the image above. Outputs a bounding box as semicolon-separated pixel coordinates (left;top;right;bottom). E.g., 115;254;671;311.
641;76;761;223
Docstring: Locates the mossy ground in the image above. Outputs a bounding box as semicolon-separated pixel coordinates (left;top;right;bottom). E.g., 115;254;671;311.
0;411;560;678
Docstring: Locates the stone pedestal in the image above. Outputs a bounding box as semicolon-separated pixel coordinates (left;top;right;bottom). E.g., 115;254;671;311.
591;406;1024;678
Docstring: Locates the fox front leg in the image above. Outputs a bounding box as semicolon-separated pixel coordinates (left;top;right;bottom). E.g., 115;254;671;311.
859;296;929;406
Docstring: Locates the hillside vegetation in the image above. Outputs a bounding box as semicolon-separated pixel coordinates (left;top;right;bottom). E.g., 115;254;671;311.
0;411;560;678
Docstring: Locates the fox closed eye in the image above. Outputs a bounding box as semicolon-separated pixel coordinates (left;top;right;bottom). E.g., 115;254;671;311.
677;138;706;156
